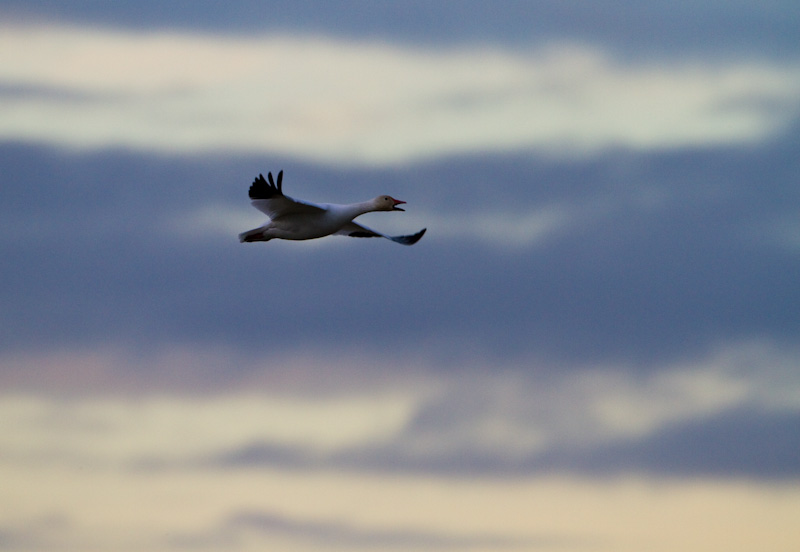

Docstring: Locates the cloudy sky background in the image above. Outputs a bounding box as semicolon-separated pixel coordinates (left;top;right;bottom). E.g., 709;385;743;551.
2;1;800;550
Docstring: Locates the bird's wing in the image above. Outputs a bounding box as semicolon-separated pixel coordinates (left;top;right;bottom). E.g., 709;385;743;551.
335;222;427;246
248;171;326;219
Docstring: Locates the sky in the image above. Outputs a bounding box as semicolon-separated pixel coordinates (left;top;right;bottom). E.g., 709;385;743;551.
2;1;800;551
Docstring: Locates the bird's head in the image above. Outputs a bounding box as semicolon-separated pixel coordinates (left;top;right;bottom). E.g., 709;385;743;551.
374;195;406;211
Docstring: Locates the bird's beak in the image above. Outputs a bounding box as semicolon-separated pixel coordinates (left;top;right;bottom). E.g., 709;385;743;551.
392;199;406;211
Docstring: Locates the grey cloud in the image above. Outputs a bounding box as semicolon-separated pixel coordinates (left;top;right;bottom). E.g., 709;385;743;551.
0;514;72;551
539;407;800;478
199;402;800;479
3;124;800;366
0;83;110;103
166;509;580;550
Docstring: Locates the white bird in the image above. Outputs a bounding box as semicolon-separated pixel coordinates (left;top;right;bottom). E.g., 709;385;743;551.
238;170;426;245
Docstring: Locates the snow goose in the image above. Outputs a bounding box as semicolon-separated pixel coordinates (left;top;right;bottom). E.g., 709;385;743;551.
239;170;426;245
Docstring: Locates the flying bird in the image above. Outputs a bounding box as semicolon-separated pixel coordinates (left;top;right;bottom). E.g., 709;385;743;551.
239;170;426;245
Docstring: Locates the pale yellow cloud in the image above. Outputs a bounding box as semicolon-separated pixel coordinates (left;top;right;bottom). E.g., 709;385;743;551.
1;462;799;552
1;25;799;166
0;392;418;466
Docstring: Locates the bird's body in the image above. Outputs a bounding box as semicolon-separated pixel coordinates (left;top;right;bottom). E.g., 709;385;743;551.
239;171;426;245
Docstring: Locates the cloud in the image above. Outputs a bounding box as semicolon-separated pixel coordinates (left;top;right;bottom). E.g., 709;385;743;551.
4;1;800;60
2;340;798;477
177;201;576;249
3;459;799;552
207;510;539;549
2;25;799;166
568;407;800;478
3;139;800;366
0;391;418;467
2;7;800;552
348;340;800;476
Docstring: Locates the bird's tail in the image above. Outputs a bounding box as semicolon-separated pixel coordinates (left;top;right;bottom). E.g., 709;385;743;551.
239;228;271;243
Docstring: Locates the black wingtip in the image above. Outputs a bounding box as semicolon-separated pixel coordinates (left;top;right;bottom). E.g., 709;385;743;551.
391;228;426;245
248;170;285;200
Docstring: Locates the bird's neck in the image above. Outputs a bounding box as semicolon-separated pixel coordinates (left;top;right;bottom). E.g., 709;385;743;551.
339;200;378;220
